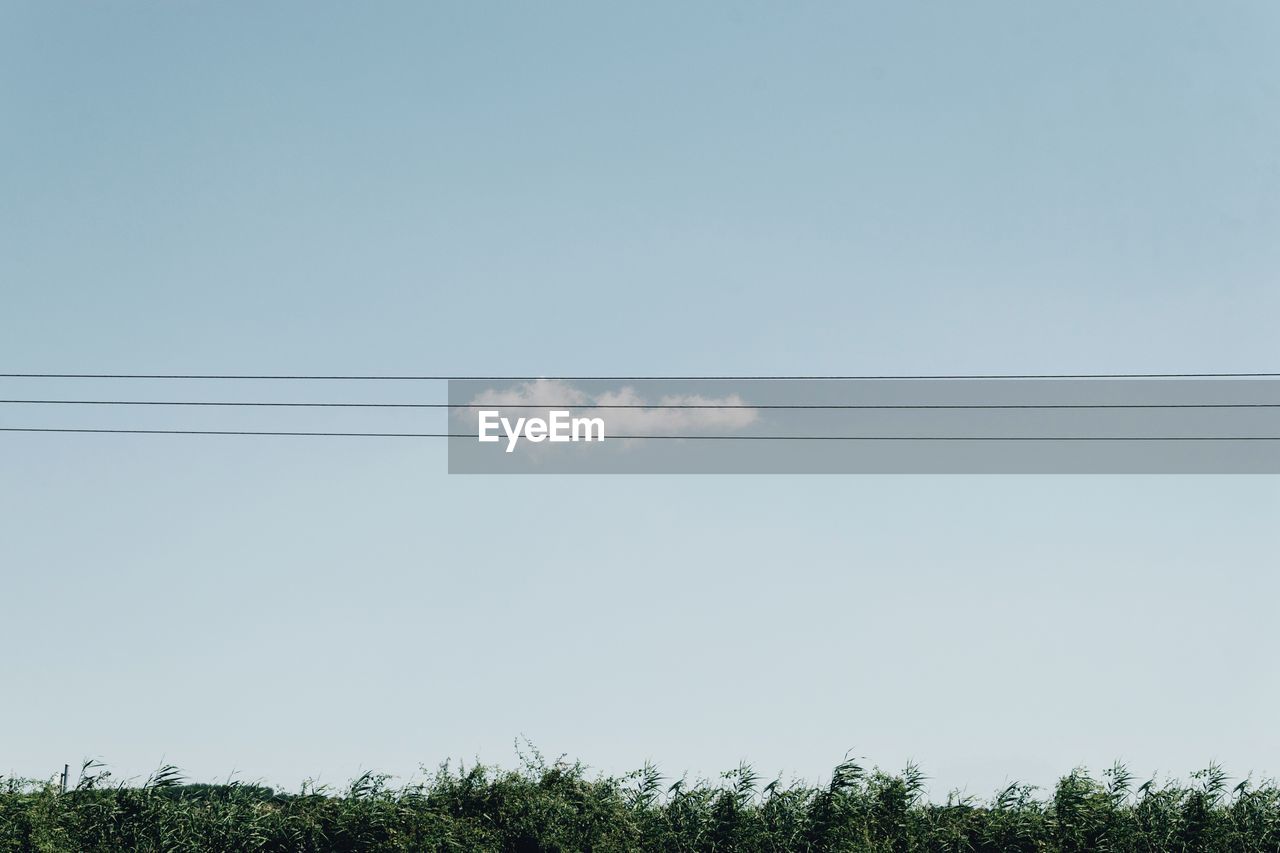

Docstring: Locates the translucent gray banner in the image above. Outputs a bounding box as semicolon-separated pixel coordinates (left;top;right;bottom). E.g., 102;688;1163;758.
447;379;1280;473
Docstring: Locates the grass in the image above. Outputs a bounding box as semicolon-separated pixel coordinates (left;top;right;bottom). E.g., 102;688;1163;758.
3;751;1279;851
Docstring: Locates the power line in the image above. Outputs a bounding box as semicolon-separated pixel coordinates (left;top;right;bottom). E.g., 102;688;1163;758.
3;428;1278;440
2;400;1280;410
2;372;1280;381
1;428;460;437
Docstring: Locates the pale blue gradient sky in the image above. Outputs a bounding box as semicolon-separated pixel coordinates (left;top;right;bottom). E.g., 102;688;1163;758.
1;2;1278;795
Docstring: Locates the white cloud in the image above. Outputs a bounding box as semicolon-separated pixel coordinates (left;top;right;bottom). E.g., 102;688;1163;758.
456;380;758;436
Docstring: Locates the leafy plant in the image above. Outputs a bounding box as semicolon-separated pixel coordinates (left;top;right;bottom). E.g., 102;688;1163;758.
2;756;1279;851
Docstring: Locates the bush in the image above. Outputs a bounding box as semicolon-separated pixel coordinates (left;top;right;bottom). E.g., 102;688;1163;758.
2;755;1279;851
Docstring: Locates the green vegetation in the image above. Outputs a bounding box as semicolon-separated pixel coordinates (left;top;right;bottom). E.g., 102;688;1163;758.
3;752;1280;852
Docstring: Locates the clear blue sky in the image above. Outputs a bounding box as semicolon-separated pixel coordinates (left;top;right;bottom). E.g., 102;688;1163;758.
2;2;1278;796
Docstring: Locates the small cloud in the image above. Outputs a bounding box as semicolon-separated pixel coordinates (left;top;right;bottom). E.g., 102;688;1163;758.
456;380;758;436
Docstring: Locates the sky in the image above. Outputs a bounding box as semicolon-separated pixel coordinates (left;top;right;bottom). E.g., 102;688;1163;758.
1;1;1278;797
